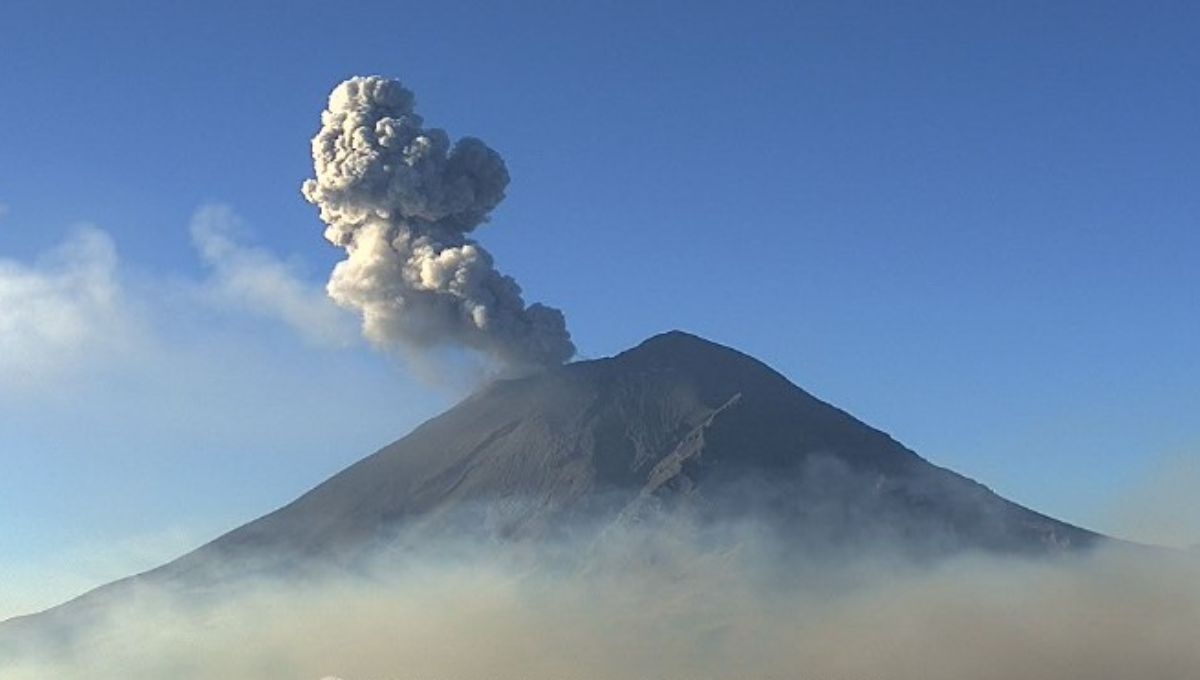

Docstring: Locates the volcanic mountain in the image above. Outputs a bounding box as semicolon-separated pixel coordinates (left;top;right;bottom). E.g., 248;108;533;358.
193;329;1097;561
3;331;1101;641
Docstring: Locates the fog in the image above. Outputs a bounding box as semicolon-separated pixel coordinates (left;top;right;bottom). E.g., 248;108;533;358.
2;516;1196;680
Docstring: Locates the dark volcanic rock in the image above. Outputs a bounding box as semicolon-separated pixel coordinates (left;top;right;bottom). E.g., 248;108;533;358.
1;330;1101;641
163;330;1098;571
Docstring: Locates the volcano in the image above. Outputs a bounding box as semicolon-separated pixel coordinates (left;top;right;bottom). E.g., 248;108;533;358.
2;331;1101;641
197;329;1098;560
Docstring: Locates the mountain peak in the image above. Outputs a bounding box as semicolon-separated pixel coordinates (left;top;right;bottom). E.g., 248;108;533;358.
620;330;733;357
0;330;1104;641
171;328;1093;563
609;330;766;377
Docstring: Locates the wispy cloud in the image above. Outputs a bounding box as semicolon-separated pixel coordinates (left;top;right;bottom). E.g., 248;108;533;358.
0;226;141;391
189;204;356;348
0;206;357;396
0;209;445;619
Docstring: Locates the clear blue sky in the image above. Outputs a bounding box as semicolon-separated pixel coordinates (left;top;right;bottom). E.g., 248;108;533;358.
1;1;1197;617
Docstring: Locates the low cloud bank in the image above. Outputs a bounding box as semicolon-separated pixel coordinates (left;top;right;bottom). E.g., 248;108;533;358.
2;519;1196;680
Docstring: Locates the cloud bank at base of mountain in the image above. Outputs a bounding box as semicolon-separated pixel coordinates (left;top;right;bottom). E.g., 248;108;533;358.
1;519;1196;680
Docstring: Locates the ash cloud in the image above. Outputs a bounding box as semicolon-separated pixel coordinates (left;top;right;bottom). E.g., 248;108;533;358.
302;76;575;368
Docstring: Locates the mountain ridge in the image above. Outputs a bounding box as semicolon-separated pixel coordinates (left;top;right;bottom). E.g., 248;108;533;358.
1;330;1103;637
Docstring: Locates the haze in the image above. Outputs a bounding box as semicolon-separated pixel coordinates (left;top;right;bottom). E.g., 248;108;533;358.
1;2;1197;678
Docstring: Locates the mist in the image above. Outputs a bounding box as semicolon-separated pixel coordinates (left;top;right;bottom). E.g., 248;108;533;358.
3;515;1196;680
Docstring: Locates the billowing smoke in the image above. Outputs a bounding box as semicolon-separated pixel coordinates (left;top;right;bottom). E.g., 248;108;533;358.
301;76;575;368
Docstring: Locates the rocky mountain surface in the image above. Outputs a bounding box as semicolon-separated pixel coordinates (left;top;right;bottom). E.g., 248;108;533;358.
1;330;1101;644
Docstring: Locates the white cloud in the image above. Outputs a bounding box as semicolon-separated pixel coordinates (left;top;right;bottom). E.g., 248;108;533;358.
189;204;356;347
0;227;140;391
0;209;443;618
0;205;382;403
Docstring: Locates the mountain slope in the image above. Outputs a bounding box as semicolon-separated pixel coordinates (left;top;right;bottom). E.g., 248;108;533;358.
185;330;1099;564
2;330;1101;640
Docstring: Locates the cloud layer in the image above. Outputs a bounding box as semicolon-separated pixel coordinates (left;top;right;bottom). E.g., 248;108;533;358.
1;520;1196;680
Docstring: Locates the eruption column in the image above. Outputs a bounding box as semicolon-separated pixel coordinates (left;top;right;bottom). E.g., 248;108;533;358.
302;76;574;367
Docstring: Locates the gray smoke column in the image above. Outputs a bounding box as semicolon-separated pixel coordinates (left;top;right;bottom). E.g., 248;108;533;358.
301;76;574;367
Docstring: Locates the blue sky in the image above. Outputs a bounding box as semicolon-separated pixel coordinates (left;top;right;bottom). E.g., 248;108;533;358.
1;1;1197;617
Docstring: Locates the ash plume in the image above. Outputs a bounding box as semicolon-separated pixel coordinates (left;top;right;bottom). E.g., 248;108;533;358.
301;76;574;368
